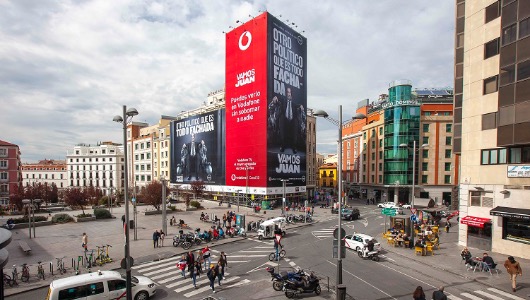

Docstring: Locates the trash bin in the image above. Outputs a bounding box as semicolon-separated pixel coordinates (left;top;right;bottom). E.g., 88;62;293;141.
129;220;135;229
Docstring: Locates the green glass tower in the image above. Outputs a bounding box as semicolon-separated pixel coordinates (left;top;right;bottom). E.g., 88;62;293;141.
383;80;421;185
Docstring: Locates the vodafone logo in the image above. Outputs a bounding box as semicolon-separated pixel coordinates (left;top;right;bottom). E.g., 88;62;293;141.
238;31;252;51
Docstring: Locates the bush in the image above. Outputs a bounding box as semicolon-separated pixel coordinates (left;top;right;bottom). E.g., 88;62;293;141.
13;216;48;224
169;206;177;211
94;208;112;219
98;196;109;206
76;213;92;218
189;200;202;209
52;213;74;224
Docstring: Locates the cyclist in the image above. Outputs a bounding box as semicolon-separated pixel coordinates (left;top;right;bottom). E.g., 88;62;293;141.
273;236;283;261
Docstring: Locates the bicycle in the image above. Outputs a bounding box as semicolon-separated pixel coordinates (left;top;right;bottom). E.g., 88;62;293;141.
11;265;19;286
56;257;66;275
3;273;13;287
269;247;286;261
20;263;30;282
37;261;45;280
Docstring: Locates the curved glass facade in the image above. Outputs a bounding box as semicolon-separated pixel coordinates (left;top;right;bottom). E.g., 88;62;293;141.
383;81;420;185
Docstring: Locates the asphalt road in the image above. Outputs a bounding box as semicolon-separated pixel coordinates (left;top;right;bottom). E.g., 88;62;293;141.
6;205;526;300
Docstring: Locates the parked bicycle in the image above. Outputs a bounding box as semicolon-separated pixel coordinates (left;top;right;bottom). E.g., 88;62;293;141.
37;261;45;280
20;263;30;282
3;273;14;287
56;256;66;275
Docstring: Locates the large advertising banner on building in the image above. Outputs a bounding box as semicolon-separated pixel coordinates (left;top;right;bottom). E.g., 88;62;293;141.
225;12;307;192
170;109;225;185
225;13;269;189
266;14;307;189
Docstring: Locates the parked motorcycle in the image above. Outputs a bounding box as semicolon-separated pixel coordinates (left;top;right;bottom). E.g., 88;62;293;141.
283;272;321;298
357;247;380;261
266;267;305;291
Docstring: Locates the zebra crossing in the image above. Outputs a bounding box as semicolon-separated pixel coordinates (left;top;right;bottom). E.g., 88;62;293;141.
131;246;270;298
311;227;335;239
448;287;526;300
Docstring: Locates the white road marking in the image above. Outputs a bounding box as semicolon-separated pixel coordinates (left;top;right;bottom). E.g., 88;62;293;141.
225;278;251;288
183;276;240;297
475;290;505;300
447;294;464;300
460;293;484;300
143;265;178;276
132;256;180;269
152;270;180;280
488;288;526;300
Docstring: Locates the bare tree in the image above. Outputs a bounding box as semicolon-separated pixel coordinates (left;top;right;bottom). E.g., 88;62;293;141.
190;180;206;199
141;180;168;211
9;184;25;212
63;187;89;214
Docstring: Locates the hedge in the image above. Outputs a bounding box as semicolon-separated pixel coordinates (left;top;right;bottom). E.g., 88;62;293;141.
13;216;48;224
52;213;74;224
94;208;112;219
190;200;202;209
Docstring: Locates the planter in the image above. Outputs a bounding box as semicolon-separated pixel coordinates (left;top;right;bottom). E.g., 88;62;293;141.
74;216;96;222
144;210;162;216
13;221;53;229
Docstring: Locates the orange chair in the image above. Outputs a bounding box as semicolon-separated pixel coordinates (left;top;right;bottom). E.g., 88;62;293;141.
426;245;434;256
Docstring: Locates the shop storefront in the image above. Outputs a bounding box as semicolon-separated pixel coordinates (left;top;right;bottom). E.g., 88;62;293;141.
461;216;492;251
490;206;530;245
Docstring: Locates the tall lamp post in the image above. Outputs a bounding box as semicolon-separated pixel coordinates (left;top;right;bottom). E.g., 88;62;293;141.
399;141;428;209
161;176;167;235
314;106;366;292
22;199;41;238
113;105;138;300
280;179;289;215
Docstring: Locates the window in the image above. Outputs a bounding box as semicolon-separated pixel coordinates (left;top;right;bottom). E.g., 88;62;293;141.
481;148;508;164
379;151;383;159
108;279;127;291
423;137;429;145
423;124;429;132
484;38;500;59
379;139;383;147
502;24;517;45
424;112;432;116
469;191;494;207
147;142;151;148
87;282;104;296
503;218;530;245
378;163;382;171
0;149;6;156
422;162;428;171
520;18;530;39
483;76;498;94
517;59;530;82
378;175;383;182
422;175;428;183
0;173;7;180
379;127;383;135
59;285;88;299
446;137;452;145
482;112;497;130
371;141;375;148
444;175;452;184
422;149;429;158
445;162;451;171
456;33;464;48
371;153;375;160
0;161;6;168
485;1;500;23
445;149;452;158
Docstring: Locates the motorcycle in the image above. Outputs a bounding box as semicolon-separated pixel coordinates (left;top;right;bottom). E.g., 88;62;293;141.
266;267;304;291
283;272;321;298
357;247;380;261
236;226;246;237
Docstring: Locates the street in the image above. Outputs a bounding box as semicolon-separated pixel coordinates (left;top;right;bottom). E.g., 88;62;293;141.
6;204;528;300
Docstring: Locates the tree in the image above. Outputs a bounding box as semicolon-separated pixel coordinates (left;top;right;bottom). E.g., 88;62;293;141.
9;184;25;212
63;187;89;214
141;180;168;211
49;183;59;203
190;180;206;199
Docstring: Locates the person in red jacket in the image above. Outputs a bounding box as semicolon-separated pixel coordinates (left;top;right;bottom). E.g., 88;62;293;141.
177;254;187;278
202;245;211;269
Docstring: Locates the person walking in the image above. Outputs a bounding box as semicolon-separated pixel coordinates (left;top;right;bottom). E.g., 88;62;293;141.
215;262;223;286
504;256;523;292
152;230;160;248
432;286;448;300
445;221;450;233
218;251;227;279
412;286;426;300
207;265;217;293
159;229;165;247
177;255;187;278
191;260;201;289
202;245;211;269
222;214;227;228
81;233;88;252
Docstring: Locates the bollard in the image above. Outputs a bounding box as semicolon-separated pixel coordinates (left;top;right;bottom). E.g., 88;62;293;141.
72;258;74;268
50;262;53;275
337;284;347;300
327;276;330;292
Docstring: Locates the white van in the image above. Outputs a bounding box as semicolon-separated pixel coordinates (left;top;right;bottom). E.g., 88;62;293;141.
46;270;157;300
257;217;286;240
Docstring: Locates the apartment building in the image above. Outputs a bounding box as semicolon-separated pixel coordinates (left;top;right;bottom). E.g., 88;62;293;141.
306;110;317;199
454;0;530;258
21;159;67;189
0;139;21;206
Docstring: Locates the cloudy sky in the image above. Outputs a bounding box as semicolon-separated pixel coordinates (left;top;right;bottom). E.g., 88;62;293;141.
0;0;454;162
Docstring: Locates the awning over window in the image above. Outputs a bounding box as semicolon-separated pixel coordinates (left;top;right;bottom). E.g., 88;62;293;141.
460;216;491;228
490;206;530;220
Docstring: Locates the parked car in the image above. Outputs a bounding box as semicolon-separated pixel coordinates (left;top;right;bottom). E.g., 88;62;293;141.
343;233;381;252
342;208;361;220
377;202;395;208
401;204;412;209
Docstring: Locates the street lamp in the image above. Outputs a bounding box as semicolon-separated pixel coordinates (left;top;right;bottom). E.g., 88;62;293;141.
280;179;289;215
399;141;428;209
314;106;366;292
236;189;243;212
160;176;167;235
113;105;138;300
22;198;41;238
108;187;115;213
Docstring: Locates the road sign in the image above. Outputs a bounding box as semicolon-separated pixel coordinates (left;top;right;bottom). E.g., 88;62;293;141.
381;208;397;216
410;215;418;222
410;208;417;215
332;239;346;259
131;198;136;203
333;228;346;239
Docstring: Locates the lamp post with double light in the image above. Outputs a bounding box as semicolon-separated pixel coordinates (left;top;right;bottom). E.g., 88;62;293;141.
280;179;288;215
399;141;428;209
161;176;167;235
22;198;41;238
113;106;138;300
314;105;366;294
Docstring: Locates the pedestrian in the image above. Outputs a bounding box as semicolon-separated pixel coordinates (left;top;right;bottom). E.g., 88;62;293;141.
412;286;426;300
218;251;227;279
177;255;187;278
169;217;174;226
207;265;217;293
81;232;88;251
222;214;227;228
504;256;523;292
153;230;160;248
191;260;201;289
432;286;447;300
122;215;126;227
196;250;204;273
159;229;165;247
215;262;223;286
202;245;211;269
311;205;314;215
445;221;450;233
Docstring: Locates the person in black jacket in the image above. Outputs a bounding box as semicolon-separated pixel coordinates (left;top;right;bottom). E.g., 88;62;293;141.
432;286;448;300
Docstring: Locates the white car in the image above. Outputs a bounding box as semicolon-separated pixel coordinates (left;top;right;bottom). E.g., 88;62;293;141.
401;204;411;209
377;202;395;208
343;233;381;252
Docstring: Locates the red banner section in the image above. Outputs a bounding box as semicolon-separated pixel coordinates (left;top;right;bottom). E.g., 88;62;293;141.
225;13;269;188
460;216;491;228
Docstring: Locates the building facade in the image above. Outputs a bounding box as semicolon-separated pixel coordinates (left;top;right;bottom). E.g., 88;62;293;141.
21;159;67;189
306;110;317;200
66;142;124;195
0;139;21;206
455;0;530;259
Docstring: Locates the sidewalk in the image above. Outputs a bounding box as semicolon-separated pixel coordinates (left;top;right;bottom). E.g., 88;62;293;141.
2;199;318;296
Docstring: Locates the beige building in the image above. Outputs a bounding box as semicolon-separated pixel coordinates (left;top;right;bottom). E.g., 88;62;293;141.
455;0;530;258
22;159;67;189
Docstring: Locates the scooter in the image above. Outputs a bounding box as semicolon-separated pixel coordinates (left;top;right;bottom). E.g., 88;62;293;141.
357;247;380;261
283;272;321;298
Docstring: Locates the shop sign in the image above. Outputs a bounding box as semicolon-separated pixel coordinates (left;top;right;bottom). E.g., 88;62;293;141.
507;165;530;178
